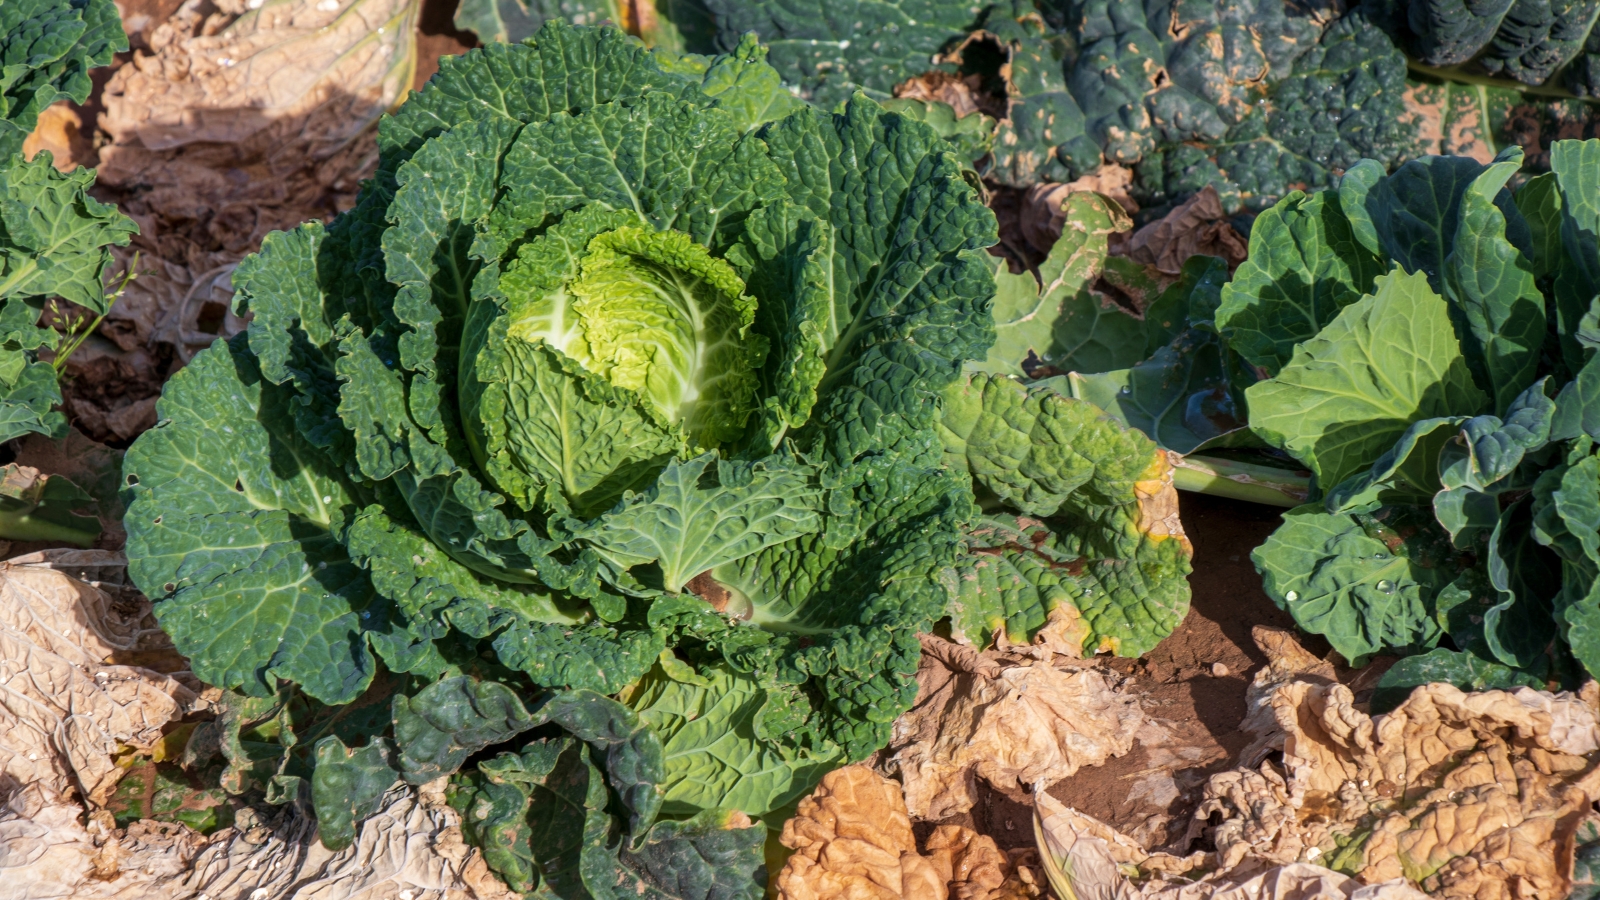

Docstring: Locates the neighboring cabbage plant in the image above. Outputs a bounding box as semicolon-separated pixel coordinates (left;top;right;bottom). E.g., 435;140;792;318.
0;0;127;158
0;0;133;545
1214;141;1600;699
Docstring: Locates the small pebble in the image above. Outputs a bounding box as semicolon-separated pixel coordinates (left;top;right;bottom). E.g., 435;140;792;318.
1211;662;1229;677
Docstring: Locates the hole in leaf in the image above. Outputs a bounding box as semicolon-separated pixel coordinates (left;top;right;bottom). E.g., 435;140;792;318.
126;474;139;486
163;582;176;593
152;516;162;525
234;480;244;492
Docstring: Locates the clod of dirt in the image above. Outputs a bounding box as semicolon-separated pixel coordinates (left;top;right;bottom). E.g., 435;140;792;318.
1036;627;1600;898
889;635;1141;820
1109;186;1248;275
776;765;1043;900
0;550;197;810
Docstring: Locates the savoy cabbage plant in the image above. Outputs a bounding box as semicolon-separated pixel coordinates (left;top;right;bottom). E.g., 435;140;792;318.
122;20;1191;890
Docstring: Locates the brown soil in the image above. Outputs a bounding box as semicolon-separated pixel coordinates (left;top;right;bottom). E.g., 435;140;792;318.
414;0;478;90
923;491;1343;853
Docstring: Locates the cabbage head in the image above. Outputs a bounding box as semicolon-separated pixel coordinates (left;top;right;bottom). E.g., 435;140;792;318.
121;21;1001;874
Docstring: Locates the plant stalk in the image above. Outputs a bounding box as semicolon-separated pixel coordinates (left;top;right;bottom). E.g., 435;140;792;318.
1171;455;1311;508
0;508;99;547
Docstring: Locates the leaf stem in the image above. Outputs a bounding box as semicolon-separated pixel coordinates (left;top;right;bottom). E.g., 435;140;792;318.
53;254;138;376
0;507;99;546
1172;455;1311;508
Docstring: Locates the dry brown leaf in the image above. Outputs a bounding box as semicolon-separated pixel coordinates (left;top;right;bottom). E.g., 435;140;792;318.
1114;186;1248;275
1033;789;1423;900
90;0;417;386
2;782;515;900
1025;632;1600;897
0;550;196;809
1056;629;1600;898
887;635;1141;820
1019;166;1136;253
1133;864;1428;900
21;104;91;172
894;71;986;119
776;765;1042;900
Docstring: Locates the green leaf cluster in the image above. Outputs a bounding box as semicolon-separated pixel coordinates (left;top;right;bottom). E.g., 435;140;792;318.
1209;140;1600;701
0;0;126;159
122;24;1205;890
0;0;134;456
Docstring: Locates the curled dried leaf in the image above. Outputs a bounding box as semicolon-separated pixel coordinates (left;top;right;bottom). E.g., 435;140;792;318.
888;635;1141;820
1112;187;1248;276
1039;631;1600;898
0;550;195;809
777;765;1041;900
4;783;515;900
1020;168;1136;254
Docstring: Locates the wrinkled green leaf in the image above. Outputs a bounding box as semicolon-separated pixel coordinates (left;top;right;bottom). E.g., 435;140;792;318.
311;736;398;851
577;454;823;593
624;659;839;817
1217;190;1384;378
392;676;541;784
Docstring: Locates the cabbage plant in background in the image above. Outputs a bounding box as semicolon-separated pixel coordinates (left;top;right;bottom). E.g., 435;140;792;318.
0;0;134;544
121;21;1192;893
453;0;1600;219
1169;140;1600;705
1234;141;1600;701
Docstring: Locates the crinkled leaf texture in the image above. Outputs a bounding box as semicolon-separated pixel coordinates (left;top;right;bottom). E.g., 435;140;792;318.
0;153;136;443
123;20;1018;886
0;0;126;158
447;690;767;900
1247;268;1488;491
938;373;1193;657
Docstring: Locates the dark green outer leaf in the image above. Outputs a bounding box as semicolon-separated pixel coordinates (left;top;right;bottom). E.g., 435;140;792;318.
1443;149;1546;414
311;736;398;851
124;337;388;705
392;675;542;784
1398;0;1516;66
1368;647;1543;715
1480;0;1600;84
1484;496;1560;668
1246;268;1489;490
